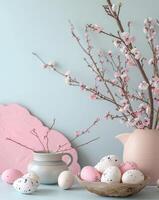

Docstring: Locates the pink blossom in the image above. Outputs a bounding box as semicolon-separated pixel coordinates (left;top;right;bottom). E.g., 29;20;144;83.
92;24;103;33
131;48;142;60
64;71;71;85
143;18;157;40
75;131;81;137
120;46;128;54
118;107;124;113
114;71;120;78
111;79;117;84
143;118;150;126
120;71;129;82
151;77;159;94
148;58;154;65
65;76;71;85
137;123;144;129
121;32;135;45
152;88;159;95
134;117;140;124
119;104;129;113
43;61;56;68
146;105;150;115
125;53;136;66
90;93;97;100
108;50;112;56
148;28;156;41
104;112;111;119
155;45;159;55
80;84;86;91
113;39;122;48
132;110;142;118
154;98;159;105
138;81;149;90
111;4;117;12
123;104;129;111
65;71;70;77
144;17;156;26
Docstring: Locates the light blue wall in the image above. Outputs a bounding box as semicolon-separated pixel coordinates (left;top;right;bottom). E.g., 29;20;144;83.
0;0;158;166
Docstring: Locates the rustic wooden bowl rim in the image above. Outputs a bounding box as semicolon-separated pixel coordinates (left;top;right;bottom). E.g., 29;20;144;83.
76;175;149;187
76;175;149;197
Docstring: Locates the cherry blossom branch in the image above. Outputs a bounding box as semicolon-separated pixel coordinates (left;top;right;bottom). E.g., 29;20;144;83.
31;129;46;151
56;118;100;152
44;118;56;152
32;52;120;104
103;0;124;32
33;1;159;130
56;136;100;152
102;0;154;128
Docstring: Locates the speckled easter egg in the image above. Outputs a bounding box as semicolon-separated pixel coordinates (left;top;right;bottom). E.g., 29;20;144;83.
95;155;121;173
58;171;74;190
80;166;101;182
122;169;144;184
119;162;138;175
13;177;38;194
101;166;121;183
1;169;23;184
23;172;40;187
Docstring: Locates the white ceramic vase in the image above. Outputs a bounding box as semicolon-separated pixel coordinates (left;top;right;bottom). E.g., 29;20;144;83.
28;151;73;184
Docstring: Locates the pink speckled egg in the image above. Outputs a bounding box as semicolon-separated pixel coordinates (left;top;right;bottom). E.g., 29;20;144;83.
1;169;23;184
119;162;138;175
80;166;101;182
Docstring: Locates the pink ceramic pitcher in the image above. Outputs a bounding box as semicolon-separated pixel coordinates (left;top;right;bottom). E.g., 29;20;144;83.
116;129;159;185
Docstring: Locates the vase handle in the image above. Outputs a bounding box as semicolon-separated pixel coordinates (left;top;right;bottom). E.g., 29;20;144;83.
62;153;73;167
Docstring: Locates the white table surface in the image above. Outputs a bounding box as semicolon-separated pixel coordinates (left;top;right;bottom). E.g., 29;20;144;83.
0;180;159;200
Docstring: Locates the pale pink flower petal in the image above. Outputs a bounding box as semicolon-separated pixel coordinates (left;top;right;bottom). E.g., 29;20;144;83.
90;93;97;100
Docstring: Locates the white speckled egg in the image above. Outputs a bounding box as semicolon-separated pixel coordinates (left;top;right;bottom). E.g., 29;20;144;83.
23;172;40;187
13;177;37;194
58;171;74;190
95;155;121;173
101;166;121;183
122;169;144;184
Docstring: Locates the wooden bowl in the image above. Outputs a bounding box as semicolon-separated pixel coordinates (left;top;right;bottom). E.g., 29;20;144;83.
76;176;149;197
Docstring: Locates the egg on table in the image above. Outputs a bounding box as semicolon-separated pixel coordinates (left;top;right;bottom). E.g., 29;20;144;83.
122;169;144;184
80;166;101;182
119;162;138;175
58;170;74;190
95;155;121;173
101;166;121;184
13;177;38;194
23;172;40;187
1;169;23;184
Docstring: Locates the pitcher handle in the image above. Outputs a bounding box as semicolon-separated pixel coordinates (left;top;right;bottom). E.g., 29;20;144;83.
62;153;73;167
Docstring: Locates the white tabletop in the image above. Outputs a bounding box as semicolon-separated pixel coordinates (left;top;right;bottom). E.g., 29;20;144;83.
0;180;159;200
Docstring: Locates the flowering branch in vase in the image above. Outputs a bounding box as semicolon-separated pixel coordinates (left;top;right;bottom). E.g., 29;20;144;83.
33;0;159;130
6;118;100;152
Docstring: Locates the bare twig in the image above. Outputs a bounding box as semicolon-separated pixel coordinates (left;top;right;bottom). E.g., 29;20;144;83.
6;137;35;151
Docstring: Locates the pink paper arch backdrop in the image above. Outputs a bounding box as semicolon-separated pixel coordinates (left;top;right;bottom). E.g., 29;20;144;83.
0;104;80;175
